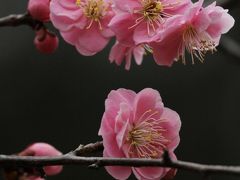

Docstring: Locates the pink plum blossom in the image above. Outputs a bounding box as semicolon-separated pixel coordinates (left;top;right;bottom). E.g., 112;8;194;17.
50;0;114;56
109;41;145;70
109;0;191;46
99;88;181;179
34;29;59;54
28;0;51;22
19;143;63;178
149;0;235;66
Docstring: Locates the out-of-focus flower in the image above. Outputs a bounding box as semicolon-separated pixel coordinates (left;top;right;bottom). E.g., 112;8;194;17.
19;143;63;176
109;41;145;70
34;29;59;54
109;0;191;46
150;0;235;66
99;88;181;179
28;0;51;22
4;143;62;180
50;0;114;56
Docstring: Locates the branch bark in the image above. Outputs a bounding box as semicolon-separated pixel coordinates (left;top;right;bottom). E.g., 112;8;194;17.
1;142;240;177
0;13;42;29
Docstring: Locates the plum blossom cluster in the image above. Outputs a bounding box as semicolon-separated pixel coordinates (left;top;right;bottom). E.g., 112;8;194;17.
99;88;181;179
49;0;234;69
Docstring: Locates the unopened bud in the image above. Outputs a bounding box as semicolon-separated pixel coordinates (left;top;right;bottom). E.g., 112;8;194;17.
28;0;50;22
34;29;59;54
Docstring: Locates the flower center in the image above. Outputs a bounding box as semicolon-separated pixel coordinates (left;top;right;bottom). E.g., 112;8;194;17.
76;0;108;29
130;0;180;35
126;110;168;158
142;0;163;21
181;25;217;64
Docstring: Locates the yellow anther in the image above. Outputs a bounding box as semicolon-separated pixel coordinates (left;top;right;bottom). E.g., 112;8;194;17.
76;0;81;6
155;2;163;12
76;0;108;30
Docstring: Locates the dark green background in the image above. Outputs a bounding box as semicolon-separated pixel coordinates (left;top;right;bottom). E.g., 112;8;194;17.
0;0;239;179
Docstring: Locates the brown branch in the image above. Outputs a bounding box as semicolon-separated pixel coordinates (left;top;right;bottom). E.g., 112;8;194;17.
1;142;240;178
0;13;43;29
69;141;104;156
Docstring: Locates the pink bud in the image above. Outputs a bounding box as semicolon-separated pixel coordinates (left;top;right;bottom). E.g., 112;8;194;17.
28;0;50;22
19;142;63;176
34;29;59;54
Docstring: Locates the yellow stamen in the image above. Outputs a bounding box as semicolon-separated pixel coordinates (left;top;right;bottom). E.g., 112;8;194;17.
76;0;81;6
76;0;109;30
129;0;181;35
126;110;169;159
180;24;217;64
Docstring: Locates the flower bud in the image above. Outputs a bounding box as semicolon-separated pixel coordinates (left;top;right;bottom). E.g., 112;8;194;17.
28;0;50;22
34;29;59;54
19;142;63;176
3;143;62;180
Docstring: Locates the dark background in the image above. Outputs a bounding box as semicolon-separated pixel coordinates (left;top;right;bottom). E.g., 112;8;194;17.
0;0;239;179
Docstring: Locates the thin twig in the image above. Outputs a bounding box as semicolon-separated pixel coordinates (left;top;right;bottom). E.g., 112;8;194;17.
69;141;104;156
0;143;240;177
0;13;42;29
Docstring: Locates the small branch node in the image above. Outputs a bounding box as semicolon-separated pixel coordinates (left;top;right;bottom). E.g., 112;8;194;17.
163;151;172;165
88;161;101;169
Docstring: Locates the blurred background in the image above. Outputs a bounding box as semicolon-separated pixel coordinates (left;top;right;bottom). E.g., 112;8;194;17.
0;0;239;179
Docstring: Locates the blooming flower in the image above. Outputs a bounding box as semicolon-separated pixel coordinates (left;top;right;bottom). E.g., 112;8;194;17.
99;88;181;179
109;41;145;70
28;0;51;22
50;0;114;56
149;0;235;66
109;0;191;46
34;29;59;54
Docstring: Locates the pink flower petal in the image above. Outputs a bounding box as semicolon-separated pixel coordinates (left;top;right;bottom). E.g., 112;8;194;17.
109;13;136;46
150;16;184;66
115;103;132;148
50;0;81;20
60;27;80;45
109;42;128;65
133;167;166;180
75;24;110;55
113;0;141;12
133;22;157;45
133;45;145;65
104;151;131;180
160;108;181;150
99;89;136;135
133;88;164;122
